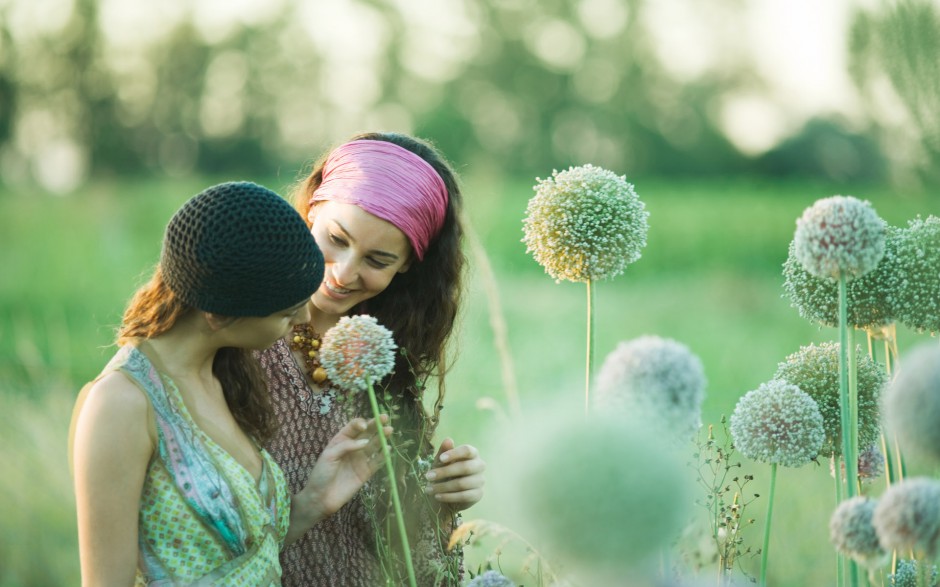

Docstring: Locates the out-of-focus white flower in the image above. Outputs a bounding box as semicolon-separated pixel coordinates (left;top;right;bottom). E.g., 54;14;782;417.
793;195;885;281
467;570;516;587
522;164;649;283
883;343;940;465
594;335;706;440
873;477;940;559
829;496;888;569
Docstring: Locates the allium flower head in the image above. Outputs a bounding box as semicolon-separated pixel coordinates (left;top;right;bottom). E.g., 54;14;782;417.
793;195;886;281
829;496;888;569
891;559;939;587
831;444;884;483
522;164;649;283
495;406;692;573
883;343;940;465
467;570;516;587
774;342;886;458
729;379;825;468
782;226;901;329
873;477;940;558
594;335;706;440
319;315;397;392
894;216;940;333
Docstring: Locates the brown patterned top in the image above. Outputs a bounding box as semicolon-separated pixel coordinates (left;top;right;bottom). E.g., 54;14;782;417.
258;338;463;587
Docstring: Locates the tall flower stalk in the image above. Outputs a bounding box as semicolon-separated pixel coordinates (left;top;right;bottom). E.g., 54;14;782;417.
523;164;648;415
729;379;825;587
319;315;416;587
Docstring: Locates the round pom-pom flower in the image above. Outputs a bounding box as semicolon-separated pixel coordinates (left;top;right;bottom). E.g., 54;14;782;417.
793;195;886;282
320;315;397;392
830;444;884;483
873;477;940;558
467;570;516;587
891;559;939;587
883;343;940;465
774;342;886;458
729;379;825;467
594;335;706;440
522;164;649;283
894;216;940;333
782;226;901;329
829;496;888;569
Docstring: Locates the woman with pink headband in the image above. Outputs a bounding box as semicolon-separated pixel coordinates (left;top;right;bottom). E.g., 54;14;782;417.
257;132;485;586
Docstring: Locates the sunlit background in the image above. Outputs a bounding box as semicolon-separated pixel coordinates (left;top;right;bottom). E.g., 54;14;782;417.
2;0;940;585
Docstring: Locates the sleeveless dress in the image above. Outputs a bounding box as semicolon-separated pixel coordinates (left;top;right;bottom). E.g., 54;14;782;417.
258;338;463;587
101;345;291;586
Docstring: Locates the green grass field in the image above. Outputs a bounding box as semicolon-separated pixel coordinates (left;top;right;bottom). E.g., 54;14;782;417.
2;174;938;586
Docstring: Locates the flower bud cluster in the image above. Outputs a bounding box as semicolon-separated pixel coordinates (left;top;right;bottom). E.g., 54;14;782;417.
793;195;885;281
320;315;397;392
894;215;940;334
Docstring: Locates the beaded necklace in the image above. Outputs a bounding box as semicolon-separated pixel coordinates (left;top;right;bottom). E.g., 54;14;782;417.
289;323;329;385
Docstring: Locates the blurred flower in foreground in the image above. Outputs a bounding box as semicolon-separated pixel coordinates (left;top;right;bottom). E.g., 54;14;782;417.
492;405;692;580
594;335;706;440
782;227;900;329
890;559;939;587
729;379;824;468
894;216;940;334
830;443;884;483
792;195;886;281
466;570;516;587
829;496;888;570
522;164;648;283
320;315;397;392
883;343;940;465
873;477;940;559
774;342;886;458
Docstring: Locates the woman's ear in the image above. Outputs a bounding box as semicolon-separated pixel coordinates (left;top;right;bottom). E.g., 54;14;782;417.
204;312;236;331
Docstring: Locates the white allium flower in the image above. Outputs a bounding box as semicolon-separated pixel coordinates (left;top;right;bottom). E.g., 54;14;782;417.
522;164;649;283
319;315;397;392
891;559;939;587
829;496;888;569
782;226;901;329
467;570;516;587
830;444;885;483
729;379;825;468
793;195;886;282
594;335;706;440
894;216;940;334
873;477;940;558
511;411;692;572
774;342;886;458
883;343;940;465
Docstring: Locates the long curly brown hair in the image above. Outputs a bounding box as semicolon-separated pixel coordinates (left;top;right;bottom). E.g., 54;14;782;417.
292;131;466;459
117;267;278;444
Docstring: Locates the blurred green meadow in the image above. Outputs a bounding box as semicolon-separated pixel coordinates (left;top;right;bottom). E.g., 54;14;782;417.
2;174;939;586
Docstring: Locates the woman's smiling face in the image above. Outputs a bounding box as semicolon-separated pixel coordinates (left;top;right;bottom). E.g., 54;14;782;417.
308;201;412;319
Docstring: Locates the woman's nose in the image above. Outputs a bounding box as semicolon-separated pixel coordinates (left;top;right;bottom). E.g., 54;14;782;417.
330;254;359;286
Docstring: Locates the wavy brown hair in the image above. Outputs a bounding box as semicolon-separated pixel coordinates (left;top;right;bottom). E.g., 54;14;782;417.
293;132;466;458
118;267;278;444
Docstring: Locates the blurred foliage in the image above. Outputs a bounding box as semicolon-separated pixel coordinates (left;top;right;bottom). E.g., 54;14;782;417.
849;0;940;186
0;0;915;191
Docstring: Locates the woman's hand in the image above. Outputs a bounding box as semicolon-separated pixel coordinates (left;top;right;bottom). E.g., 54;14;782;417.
286;415;391;543
425;438;486;513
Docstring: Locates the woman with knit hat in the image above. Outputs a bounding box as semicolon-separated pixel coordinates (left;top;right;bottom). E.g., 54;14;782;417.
70;181;390;586
258;132;486;586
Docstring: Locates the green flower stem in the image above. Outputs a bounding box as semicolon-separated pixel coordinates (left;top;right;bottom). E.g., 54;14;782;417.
760;463;777;587
838;275;860;587
365;381;417;587
834;455;845;587
585;278;594;416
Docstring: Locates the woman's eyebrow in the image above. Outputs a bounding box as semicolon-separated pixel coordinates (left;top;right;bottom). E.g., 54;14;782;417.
333;220;401;261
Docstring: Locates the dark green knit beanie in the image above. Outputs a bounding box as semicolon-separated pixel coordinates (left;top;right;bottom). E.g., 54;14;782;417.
161;181;324;317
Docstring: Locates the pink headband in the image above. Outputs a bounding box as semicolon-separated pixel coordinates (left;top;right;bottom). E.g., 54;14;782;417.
309;139;449;261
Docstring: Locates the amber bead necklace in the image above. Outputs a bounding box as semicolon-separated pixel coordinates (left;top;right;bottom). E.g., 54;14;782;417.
289;322;330;385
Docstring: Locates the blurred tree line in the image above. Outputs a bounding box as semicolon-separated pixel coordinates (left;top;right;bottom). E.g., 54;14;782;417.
0;0;936;192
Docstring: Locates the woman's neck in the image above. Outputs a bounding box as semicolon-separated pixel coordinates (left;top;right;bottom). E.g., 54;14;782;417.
140;314;219;382
308;303;343;335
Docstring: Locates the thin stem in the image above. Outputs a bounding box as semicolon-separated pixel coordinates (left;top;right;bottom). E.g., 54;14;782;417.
839;276;861;587
366;381;417;587
585;278;594;417
835;455;846;587
760;463;777;587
